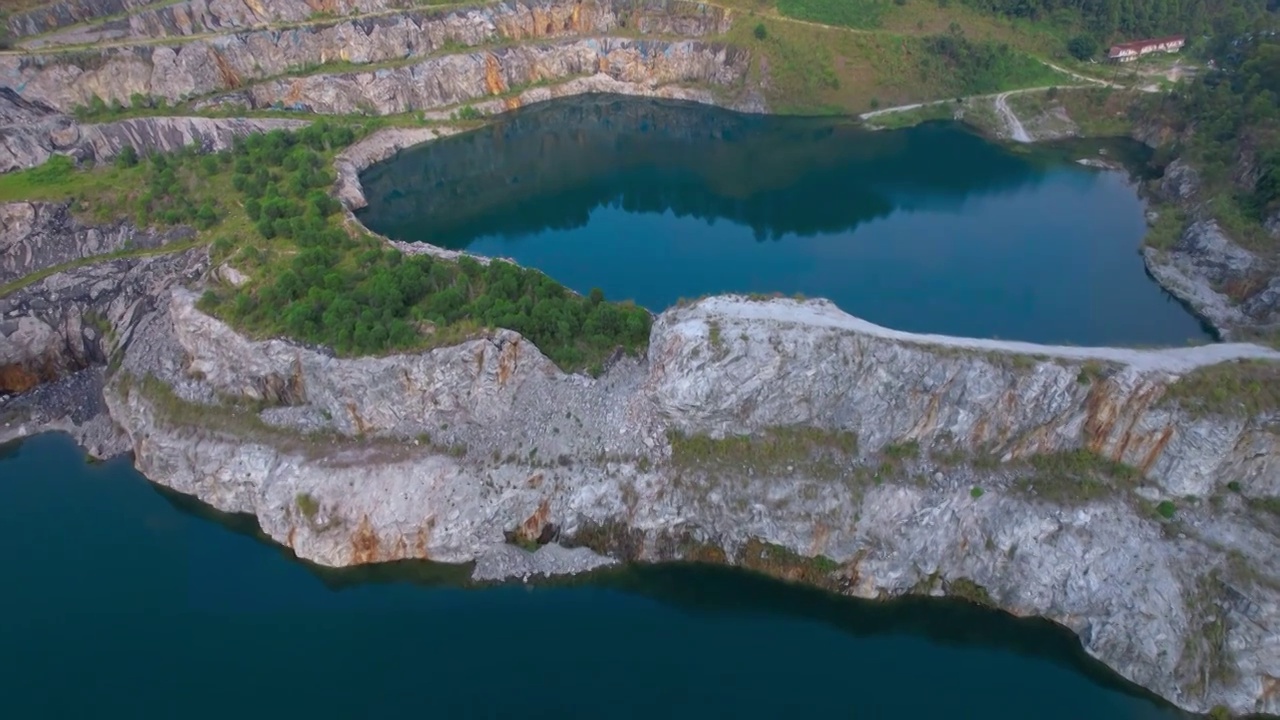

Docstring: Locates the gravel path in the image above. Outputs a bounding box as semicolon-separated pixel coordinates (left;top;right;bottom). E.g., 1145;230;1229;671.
690;296;1280;374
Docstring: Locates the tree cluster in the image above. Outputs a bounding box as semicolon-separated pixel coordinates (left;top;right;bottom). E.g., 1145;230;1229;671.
132;146;223;229
1154;36;1280;224
203;121;651;371
959;0;1274;45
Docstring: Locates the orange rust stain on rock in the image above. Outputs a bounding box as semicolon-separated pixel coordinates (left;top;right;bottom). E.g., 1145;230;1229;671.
0;365;40;393
526;472;545;489
570;3;584;31
1084;380;1166;459
504;96;522;111
210;49;242;89
414;525;431;560
286;525;297;549
808;524;830;558
598;53;610;75
346;402;368;435
519;498;552;542
497;338;520;385
1260;675;1280;702
483;53;507;95
971;414;990;447
1138;425;1175;475
350;515;381;564
284;79;306;106
392;535;408;559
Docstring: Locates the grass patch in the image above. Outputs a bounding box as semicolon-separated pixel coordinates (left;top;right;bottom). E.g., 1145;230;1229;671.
1156;500;1177;519
668;425;859;480
728;16;1068;115
946;577;993;606
776;0;886;29
1178;572;1237;699
1055;87;1142;137
740;538;844;589
1160;360;1280;419
970;485;985;499
1141;205;1188;251
1012;449;1141;505
295;492;320;520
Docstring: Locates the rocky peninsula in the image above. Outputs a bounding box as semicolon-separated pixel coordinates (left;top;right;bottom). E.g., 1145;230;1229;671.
2;0;1280;716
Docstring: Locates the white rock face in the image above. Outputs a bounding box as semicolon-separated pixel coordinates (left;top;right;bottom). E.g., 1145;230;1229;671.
96;293;1280;717
4;244;1279;715
4;0;735;111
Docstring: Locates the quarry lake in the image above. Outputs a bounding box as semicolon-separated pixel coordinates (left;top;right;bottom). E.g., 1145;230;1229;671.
358;95;1212;347
1;432;1189;719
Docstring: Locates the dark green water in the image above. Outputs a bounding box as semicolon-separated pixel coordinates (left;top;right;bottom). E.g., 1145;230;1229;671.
358;95;1212;347
2;432;1191;718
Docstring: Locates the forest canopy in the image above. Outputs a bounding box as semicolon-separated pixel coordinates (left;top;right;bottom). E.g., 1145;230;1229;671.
960;0;1276;43
197;123;651;373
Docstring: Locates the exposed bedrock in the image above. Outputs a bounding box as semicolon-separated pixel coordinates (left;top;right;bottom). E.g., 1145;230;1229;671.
78;286;1280;717
0;201;196;285
0;247;207;394
0;87;309;172
205;38;751;116
2;0;734;111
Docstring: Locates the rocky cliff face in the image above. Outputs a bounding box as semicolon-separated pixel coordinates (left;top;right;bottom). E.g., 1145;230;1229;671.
5;0;152;38
74;285;1280;717
206;38;748;115
3;0;734;111
0;201;196;285
0;247;206;394
0;87;308;172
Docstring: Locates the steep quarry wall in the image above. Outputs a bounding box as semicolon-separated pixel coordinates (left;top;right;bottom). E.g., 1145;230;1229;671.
0;201;196;284
206;38;749;115
0;248;206;394
5;0;154;38
75;285;1280;717
2;0;734;111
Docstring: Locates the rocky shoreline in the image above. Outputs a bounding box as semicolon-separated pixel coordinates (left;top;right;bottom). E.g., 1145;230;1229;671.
1;2;1279;712
3;145;1280;710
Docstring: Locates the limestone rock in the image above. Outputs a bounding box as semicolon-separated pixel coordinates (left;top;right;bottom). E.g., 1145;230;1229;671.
5;0;734;111
0;85;309;172
0;201;194;285
1159;158;1201;201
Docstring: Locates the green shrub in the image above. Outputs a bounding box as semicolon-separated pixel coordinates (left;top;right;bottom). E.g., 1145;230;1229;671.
753;22;767;40
970;486;985;499
1157;500;1176;519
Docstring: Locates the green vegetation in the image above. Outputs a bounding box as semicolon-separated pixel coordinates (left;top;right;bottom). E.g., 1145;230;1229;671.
922;27;1067;96
777;0;886;29
946;577;993;606
1138;35;1280;259
725;15;1068;114
1160;360;1280;418
1156;499;1177;519
882;439;921;461
970;485;985;499
1179;572;1237;698
961;0;1274;43
187;123;649;371
668;426;859;479
1066;35;1097;61
295;492;320;520
1013;449;1141;505
740;538;844;589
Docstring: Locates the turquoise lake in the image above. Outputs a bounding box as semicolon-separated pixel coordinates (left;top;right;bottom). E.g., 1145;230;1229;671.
358;95;1213;347
0;432;1191;718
